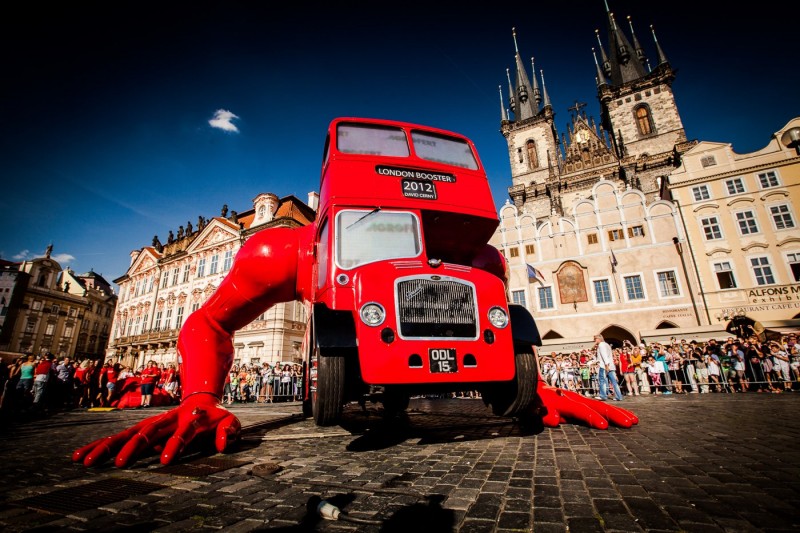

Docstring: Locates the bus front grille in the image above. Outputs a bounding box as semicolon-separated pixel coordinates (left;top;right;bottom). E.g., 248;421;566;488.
396;278;477;338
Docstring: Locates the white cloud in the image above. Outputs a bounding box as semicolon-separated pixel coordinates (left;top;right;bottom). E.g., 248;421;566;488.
209;109;240;133
10;249;75;264
51;253;75;264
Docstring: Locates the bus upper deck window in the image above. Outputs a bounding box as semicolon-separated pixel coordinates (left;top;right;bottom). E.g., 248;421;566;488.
411;131;478;170
337;124;409;157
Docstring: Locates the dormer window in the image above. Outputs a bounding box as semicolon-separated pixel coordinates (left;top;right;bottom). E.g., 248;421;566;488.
258;205;266;219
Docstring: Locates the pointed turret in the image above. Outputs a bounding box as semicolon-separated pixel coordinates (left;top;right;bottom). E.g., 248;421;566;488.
531;57;542;110
593;47;608;87
627;16;647;67
540;69;552;109
512;28;536;120
651;25;669;65
506;68;516;119
595;29;612;79
499;85;507;121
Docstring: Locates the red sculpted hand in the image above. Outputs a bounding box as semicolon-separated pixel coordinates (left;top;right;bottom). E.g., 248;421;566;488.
72;393;241;468
534;382;639;429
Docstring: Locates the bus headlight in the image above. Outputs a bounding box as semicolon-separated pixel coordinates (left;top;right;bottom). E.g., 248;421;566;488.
487;306;509;328
360;302;386;326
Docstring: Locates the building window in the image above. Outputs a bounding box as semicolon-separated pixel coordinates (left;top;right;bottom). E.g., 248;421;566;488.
735;210;759;235
64;325;73;337
692;185;711;201
142;314;148;332
509;247;519;258
148;275;154;292
725;177;745;195
209;254;219;275
191;302;200;313
51;304;60;314
593;279;612;304
197;258;206;278
517;147;523;163
133;316;141;335
656;270;680;297
537;286;554;310
750;256;775;285
770;204;795;230
164;309;173;330
154;311;162;331
634;105;653;135
160;271;168;289
788;252;800;282
700;155;717;168
700;216;722;240
587;233;598;245
623;275;645;300
171;268;179;286
526;140;538;169
32;300;42;311
45;322;55;336
608;229;624;241
713;261;737;289
182;264;190;283
627;225;645;238
176;307;185;329
223;250;233;271
511;289;526;307
757;170;780;189
134;280;141;297
524;244;535;255
68;307;76;317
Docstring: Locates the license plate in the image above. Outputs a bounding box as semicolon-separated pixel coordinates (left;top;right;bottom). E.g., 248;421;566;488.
429;348;458;373
402;179;437;200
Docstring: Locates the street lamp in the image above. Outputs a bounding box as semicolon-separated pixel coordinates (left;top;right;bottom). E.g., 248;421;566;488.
780;126;800;155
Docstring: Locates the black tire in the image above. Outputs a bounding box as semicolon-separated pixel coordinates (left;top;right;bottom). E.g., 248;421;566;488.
485;350;538;417
301;361;312;418
312;347;345;426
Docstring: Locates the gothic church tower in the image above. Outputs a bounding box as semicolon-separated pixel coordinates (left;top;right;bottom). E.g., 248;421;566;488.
499;3;694;219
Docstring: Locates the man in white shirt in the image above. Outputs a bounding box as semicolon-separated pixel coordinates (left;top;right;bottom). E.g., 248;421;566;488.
594;334;623;401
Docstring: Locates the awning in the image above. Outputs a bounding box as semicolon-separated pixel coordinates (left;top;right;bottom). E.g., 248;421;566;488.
539;337;596;354
638;324;729;344
758;319;800;338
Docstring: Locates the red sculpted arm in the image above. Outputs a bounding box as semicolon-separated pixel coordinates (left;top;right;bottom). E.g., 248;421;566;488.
74;225;315;467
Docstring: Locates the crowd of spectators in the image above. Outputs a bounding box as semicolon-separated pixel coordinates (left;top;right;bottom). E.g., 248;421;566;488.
539;333;799;397
222;362;304;404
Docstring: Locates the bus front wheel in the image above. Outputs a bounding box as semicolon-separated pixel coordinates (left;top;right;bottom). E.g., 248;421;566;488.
483;350;537;418
312;348;345;426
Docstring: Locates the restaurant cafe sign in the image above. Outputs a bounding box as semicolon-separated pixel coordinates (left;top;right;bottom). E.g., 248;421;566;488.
746;283;800;304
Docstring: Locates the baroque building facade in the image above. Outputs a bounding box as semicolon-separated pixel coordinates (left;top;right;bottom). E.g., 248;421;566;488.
0;248;117;361
491;5;718;349
667;117;800;339
108;192;317;369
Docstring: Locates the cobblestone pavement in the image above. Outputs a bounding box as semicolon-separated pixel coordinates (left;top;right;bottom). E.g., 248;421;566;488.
1;394;798;532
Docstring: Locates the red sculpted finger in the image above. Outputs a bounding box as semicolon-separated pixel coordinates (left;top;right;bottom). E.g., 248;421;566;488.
114;420;177;468
559;389;637;428
215;413;241;452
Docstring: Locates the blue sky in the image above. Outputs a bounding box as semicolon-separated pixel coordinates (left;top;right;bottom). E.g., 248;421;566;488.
2;1;797;289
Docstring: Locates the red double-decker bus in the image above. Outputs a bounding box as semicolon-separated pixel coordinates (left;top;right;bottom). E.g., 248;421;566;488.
303;117;542;424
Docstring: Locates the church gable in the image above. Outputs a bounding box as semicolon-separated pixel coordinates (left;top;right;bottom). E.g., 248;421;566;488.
186;220;239;253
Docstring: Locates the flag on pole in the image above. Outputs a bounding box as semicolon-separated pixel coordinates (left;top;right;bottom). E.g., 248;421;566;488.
527;263;545;282
610;249;618;272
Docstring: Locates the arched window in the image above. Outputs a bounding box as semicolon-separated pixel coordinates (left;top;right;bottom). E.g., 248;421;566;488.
526;140;538;169
635;105;653;136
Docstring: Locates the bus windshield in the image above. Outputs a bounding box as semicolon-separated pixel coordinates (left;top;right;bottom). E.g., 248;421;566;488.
337;123;409;157
411;130;478;170
335;210;421;269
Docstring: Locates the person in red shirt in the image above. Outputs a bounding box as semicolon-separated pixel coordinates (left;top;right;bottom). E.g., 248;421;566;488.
139;361;161;408
32;353;54;408
98;361;118;407
162;363;179;402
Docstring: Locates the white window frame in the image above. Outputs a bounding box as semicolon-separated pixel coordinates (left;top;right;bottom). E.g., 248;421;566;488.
171;267;179;286
182;264;191;283
590;276;614;305
692;184;711;201
510;289;526;308
197;258;206;278
699;215;723;240
734;209;760;236
223;250;233;272
756;170;780;189
748;255;777;286
622;273;647;302
536;285;556;311
724;177;746;195
768;203;796;231
210;254;219;275
711;260;738;290
654;269;682;299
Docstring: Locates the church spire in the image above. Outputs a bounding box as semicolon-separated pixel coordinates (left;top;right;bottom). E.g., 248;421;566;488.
540;69;551;109
651;24;669;65
627;16;647;68
512;28;535;120
595;29;611;79
506;68;515;118
603;4;646;85
531;57;542;111
499;85;507;121
593;47;608;87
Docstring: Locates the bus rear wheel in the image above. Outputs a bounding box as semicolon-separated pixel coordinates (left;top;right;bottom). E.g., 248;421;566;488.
312;348;345;426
